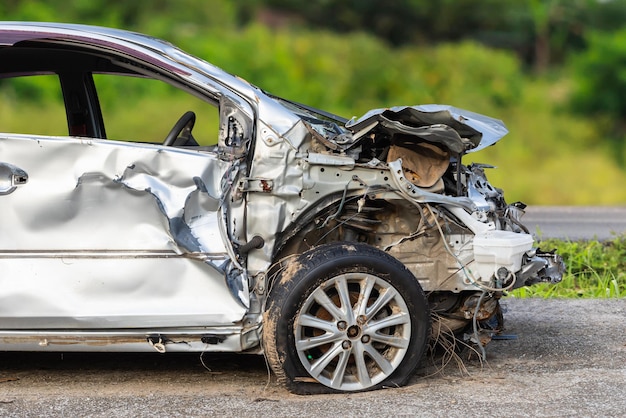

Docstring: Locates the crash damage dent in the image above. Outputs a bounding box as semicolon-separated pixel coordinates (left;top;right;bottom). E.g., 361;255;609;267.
250;104;563;352
344;105;510;153
242;120;306;275
0;135;251;338
336;105;563;291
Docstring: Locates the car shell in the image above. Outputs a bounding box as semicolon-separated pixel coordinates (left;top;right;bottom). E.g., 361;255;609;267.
0;22;564;394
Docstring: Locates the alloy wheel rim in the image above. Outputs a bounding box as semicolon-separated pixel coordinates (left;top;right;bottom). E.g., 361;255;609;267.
294;273;411;391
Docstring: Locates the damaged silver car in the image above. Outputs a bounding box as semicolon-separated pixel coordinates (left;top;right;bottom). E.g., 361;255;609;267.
0;22;564;394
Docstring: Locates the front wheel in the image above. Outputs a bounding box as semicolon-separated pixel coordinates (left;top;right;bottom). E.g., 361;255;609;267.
263;242;430;394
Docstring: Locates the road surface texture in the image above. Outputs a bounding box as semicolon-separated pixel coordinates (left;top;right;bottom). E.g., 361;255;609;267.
1;298;624;417
523;206;626;240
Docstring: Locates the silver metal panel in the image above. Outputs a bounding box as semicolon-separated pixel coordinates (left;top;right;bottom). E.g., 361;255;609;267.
0;257;238;329
0;326;260;353
0;134;245;329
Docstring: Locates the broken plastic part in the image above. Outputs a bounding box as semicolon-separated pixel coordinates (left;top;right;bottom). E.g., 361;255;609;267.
201;335;226;345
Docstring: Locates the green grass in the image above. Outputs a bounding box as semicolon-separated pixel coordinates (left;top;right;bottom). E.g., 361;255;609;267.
510;234;626;298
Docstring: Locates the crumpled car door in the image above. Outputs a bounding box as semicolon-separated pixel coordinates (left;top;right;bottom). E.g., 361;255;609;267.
0;136;246;330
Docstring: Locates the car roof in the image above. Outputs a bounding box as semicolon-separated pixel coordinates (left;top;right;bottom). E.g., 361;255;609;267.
0;22;244;86
1;21;166;47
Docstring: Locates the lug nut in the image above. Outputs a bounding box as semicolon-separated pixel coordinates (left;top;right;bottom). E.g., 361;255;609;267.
361;335;371;344
342;340;352;350
347;325;360;338
337;320;347;331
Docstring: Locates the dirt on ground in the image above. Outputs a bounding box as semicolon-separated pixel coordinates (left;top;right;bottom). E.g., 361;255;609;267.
0;298;625;417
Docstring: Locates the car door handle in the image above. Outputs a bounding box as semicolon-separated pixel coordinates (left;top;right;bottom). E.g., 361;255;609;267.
0;162;29;195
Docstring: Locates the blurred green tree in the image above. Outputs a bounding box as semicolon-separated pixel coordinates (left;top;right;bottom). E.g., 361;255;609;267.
263;0;626;70
570;28;626;165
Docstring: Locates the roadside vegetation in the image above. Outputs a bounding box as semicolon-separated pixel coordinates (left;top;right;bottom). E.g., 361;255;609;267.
511;235;626;298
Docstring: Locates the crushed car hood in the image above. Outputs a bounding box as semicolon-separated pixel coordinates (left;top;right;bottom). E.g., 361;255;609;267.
342;104;509;154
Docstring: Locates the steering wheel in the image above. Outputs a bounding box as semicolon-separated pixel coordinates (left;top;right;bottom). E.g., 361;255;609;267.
163;111;196;146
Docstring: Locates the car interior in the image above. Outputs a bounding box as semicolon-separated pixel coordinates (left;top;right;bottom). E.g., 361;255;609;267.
0;41;219;145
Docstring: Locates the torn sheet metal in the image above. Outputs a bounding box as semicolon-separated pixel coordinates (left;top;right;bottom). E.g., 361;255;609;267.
344;105;509;153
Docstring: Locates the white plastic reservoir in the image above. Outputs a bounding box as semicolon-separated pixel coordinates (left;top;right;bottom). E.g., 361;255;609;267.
473;230;533;281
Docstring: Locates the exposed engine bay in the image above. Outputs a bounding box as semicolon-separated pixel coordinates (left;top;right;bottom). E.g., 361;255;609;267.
275;104;565;353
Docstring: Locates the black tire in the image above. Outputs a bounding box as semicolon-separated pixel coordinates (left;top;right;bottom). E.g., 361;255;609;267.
263;242;430;394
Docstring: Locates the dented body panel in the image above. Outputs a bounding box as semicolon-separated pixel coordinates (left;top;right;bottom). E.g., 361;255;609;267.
0;22;563;363
0;135;246;331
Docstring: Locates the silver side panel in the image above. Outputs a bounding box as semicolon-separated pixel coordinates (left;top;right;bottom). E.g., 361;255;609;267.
0;134;246;330
0;327;261;353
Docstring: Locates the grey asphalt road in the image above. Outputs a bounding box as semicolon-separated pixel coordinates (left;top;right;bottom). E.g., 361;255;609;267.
523;205;626;240
0;298;624;417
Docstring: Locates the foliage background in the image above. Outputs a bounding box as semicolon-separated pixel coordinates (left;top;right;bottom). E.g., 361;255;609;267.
2;0;626;205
